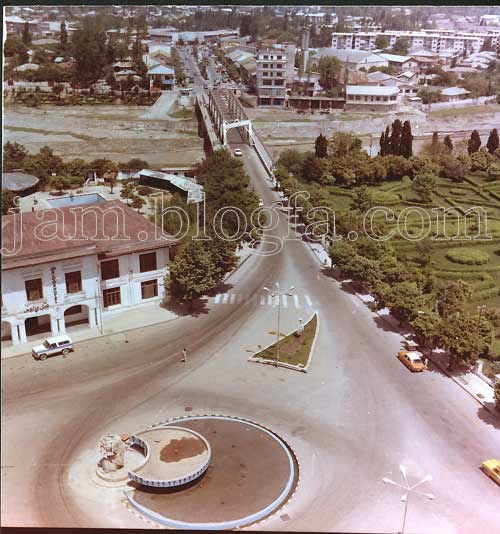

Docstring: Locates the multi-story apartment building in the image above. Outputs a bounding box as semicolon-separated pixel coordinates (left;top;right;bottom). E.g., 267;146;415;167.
256;48;288;106
1;201;176;346
331;29;500;54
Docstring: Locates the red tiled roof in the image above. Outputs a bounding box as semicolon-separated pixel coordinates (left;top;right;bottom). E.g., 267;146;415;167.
1;200;176;270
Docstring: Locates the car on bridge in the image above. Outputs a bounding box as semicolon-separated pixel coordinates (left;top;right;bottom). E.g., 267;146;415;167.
234;148;243;157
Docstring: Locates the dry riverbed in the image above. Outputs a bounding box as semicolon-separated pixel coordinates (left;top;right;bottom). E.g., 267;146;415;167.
4;104;205;167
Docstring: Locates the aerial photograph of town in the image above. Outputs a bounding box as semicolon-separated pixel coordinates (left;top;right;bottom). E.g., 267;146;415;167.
1;2;500;533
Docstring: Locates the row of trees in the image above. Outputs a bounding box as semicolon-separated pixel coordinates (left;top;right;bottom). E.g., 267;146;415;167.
330;236;498;368
162;149;260;307
379;119;413;158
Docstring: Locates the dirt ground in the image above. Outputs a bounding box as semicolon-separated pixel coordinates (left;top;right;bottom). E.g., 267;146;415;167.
245;105;500;159
4;103;205;167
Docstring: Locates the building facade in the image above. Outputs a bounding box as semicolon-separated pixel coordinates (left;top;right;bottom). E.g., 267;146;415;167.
331;29;500;54
256;48;287;106
345;85;400;112
1;201;176;345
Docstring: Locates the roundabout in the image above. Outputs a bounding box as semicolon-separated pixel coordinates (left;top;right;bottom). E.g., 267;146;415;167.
124;415;299;530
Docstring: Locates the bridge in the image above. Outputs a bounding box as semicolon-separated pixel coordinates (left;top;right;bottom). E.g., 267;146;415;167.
196;88;274;177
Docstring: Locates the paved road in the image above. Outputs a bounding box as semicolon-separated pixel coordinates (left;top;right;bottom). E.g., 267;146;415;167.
2;59;500;532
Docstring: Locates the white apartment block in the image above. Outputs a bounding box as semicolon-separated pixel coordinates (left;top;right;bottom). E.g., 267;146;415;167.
331;29;500;54
1;201;176;345
256;48;288;106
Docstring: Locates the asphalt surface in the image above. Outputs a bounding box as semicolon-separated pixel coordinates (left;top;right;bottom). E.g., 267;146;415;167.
2;50;500;532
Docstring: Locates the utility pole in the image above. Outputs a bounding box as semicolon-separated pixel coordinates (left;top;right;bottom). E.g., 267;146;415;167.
264;283;295;367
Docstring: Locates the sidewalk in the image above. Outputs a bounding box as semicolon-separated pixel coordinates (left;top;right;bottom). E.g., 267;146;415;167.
305;234;498;414
1;246;255;361
1;303;179;360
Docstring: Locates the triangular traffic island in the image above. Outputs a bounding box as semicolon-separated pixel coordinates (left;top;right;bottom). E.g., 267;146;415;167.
249;312;319;372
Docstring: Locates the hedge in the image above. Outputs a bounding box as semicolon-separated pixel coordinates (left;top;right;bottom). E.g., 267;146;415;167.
446;248;490;265
470;286;500;302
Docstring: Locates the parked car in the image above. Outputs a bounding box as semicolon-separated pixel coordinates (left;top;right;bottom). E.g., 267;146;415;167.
481;459;500;485
32;335;74;361
397;350;427;372
403;339;419;351
234;148;243;157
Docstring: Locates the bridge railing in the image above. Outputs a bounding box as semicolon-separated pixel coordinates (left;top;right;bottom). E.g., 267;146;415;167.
250;130;274;177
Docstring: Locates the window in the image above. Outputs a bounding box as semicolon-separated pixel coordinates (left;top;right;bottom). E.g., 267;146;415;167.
102;287;121;308
141;279;158;299
139;252;157;273
25;278;43;301
65;271;82;294
101;259;119;280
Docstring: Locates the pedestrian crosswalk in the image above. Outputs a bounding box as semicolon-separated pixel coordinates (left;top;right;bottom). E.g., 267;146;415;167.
209;292;314;309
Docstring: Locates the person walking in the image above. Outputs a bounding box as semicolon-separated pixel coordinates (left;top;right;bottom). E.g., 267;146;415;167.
181;348;187;363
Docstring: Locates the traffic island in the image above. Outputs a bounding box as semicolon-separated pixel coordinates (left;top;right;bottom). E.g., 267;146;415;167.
249;312;319;372
124;415;298;530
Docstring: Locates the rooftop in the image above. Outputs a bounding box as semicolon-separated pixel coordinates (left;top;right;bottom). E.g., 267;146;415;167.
1;200;176;271
2;171;40;192
147;65;175;75
346;85;400;96
313;48;386;64
137;169;204;204
441;86;471;96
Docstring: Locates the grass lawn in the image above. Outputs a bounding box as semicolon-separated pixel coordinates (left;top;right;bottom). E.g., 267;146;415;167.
257;314;317;367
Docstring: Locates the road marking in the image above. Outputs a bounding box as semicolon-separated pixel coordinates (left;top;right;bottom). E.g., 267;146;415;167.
214;294;221;304
230;293;236;304
222;293;229;304
305;295;313;307
294;294;300;308
282;294;288;308
268;295;274;306
260;295;266;305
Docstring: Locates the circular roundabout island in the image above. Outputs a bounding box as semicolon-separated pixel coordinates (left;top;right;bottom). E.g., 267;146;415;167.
125;415;298;530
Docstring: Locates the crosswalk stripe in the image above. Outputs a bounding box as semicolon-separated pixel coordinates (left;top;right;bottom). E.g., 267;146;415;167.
305;295;313;307
268;295;273;306
282;294;288;308
260;295;266;305
222;293;229;304
294;294;300;308
214;294;221;304
230;293;236;304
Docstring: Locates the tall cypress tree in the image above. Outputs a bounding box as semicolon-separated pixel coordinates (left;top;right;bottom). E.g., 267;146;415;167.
431;131;439;146
467;130;482;154
443;135;454;154
379;131;386;156
400;120;413;159
22;22;32;46
486;128;499;155
60;20;68;47
315;133;328;158
389;119;402;155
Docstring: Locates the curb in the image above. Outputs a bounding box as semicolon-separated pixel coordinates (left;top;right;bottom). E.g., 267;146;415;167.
305;239;500;420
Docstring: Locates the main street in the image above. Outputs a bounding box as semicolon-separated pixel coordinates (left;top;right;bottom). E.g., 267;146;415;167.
2;61;500;533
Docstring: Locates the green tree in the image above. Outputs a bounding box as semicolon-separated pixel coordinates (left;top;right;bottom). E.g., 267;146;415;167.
437;314;494;368
22;22;32;46
467;129;482;155
495;382;500;410
329;132;362;158
486;128;499;155
3;142;28;171
51;175;71;195
389;119;403;156
209;237;238;279
443;135;454;154
317;55;341;91
167;240;219;306
315;134;328;158
400;120;413;159
412;172;437;202
392;36;409;55
64;158;89;178
487;163;500;181
23;146;64;188
351;185;373;213
411;311;441;357
71;17;107;82
375;34;389;49
374;281;425;325
60;20;68;47
2;188;17;215
329;240;357;270
120;181;136;205
130;194;145;212
436;280;472;317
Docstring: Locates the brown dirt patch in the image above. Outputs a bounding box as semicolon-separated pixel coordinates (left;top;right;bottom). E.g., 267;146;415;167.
160;437;206;462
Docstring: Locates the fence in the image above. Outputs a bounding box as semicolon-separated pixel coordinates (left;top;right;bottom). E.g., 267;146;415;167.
425;95;497;111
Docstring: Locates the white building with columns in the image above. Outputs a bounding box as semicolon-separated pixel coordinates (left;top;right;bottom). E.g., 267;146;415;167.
1;200;176;345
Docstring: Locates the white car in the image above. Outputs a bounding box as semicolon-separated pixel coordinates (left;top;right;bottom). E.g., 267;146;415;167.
32;335;74;360
234;148;243;157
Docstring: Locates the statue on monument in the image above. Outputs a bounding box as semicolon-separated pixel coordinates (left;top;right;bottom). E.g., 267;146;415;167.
97;433;127;473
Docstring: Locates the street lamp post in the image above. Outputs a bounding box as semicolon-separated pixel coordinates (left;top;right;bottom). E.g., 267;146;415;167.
264;283;295;367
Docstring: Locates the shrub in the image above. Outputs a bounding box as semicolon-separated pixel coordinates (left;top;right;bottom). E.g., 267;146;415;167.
449;188;467;196
137;185;153;196
372;190;400;204
446;248;490;265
